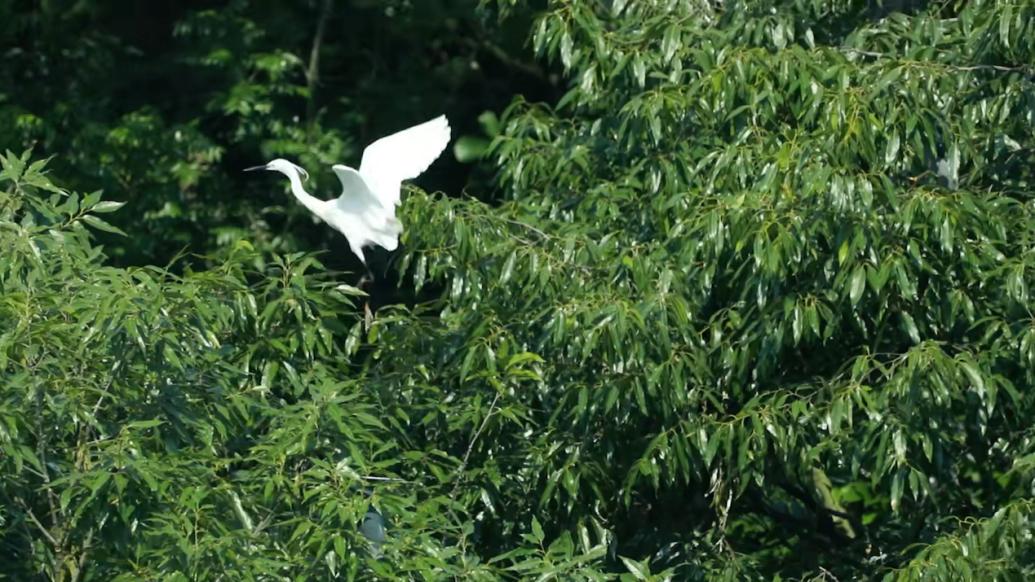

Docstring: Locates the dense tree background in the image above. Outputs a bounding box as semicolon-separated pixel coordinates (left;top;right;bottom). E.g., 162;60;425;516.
2;0;1035;580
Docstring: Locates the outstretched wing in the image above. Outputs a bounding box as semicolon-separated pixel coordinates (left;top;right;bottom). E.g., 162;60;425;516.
358;115;451;208
332;164;381;208
331;164;402;250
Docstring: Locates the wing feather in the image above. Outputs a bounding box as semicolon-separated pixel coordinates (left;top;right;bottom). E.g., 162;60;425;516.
331;164;401;242
332;164;380;208
358;115;451;207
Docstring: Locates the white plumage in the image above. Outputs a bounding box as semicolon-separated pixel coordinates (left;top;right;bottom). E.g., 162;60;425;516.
246;115;451;264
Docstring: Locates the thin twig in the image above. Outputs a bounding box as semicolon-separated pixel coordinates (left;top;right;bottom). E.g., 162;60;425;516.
89;367;118;420
450;392;502;498
839;47;1033;74
28;360;61;539
20;502;59;546
503;217;550;239
71;514;107;582
818;566;841;581
839;47;884;59
480;39;550;81
360;475;415;483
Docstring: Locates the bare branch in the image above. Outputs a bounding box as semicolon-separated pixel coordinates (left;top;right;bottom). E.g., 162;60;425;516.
360;475;415;483
19;501;59;547
305;0;335;128
839;47;1034;74
70;514;107;582
450;392;502;498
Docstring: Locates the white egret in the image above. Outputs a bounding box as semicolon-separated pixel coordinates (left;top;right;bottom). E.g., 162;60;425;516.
245;115;451;265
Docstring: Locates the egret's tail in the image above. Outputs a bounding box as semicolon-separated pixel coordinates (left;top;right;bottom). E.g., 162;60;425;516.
371;217;402;251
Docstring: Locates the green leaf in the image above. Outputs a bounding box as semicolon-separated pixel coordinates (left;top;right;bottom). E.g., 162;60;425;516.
890;470;904;513
531;517;544;543
477;110;501;137
850;266;866;306
960;361;984;394
91;200;127;213
900;312;920;344
619;556;649;580
454;136;491;163
936;143;960;189
884;132;900;166
81;214;127;236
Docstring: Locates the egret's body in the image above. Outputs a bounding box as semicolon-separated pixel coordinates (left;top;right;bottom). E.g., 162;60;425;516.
246;115;451;264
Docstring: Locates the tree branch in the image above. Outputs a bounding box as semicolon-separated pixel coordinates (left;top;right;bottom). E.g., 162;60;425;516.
70;514;107;582
20;502;59;547
839;47;1034;74
29;363;62;541
360;475;415;483
306;0;335;129
450;392;502;498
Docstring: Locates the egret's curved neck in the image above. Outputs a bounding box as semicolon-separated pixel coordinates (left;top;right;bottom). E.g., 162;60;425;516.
284;169;326;217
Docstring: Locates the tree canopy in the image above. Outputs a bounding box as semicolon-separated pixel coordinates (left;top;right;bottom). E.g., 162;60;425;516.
2;1;1035;580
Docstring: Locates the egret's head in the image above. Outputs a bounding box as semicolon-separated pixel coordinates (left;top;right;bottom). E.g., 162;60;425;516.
244;158;309;182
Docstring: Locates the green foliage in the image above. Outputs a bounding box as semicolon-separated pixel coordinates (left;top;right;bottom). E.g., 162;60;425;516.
0;154;478;579
889;499;1035;581
386;0;1034;578
3;0;1035;580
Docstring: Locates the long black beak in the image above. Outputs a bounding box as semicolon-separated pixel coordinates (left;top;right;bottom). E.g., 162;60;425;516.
243;165;267;172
